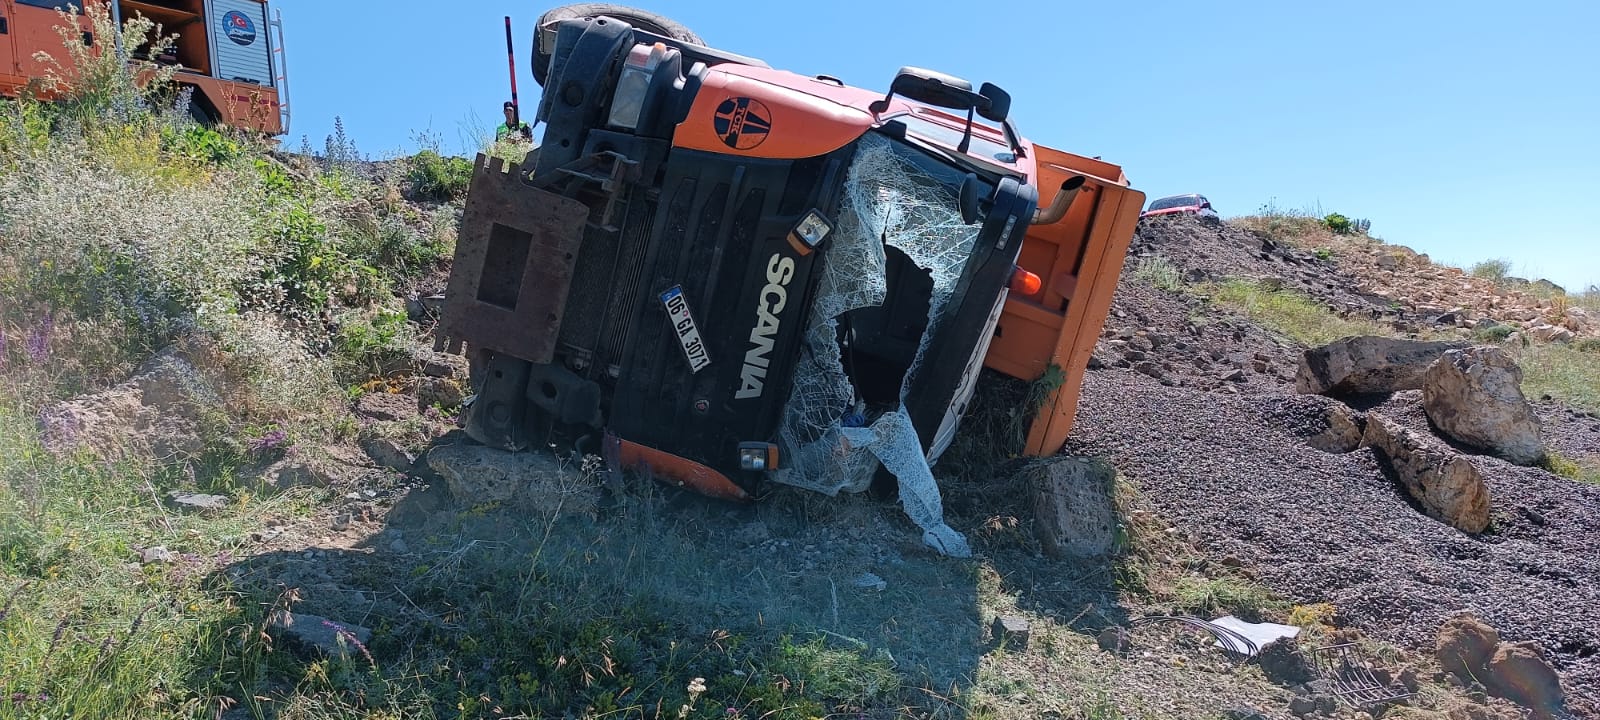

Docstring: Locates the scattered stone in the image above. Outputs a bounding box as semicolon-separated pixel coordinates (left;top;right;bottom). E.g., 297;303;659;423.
1258;638;1317;685
1422;347;1545;466
356;392;418;422
362;437;417;473
332;513;353;532
138;546;173;564
992;616;1030;650
1484;641;1565;715
37;341;220;462
262;459;335;489
1527;324;1575;343
1308;402;1365;454
417;350;470;380
167;491;229;512
425;445;599;518
269;611;372;660
1097;627;1134;654
1222;369;1247;383
389;537;410;554
1133;361;1164;379
1123;350;1148;362
1437;613;1501;679
1026;456;1118;559
852;572;887;592
1289;696;1319;717
1400;667;1422;693
1252;358;1271;373
1296;336;1466;396
416;377;465;410
1223;707;1269;720
1363;414;1491;533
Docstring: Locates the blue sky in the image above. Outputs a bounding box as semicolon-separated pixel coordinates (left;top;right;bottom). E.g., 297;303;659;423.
273;0;1598;290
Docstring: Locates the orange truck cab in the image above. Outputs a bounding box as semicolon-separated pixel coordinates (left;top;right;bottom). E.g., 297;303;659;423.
438;5;1142;555
0;0;289;135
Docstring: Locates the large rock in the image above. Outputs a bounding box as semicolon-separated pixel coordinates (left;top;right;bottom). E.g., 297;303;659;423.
1027;456;1118;558
269;611;372;660
37;342;220;462
1484;641;1565;716
1309;402;1366;453
1437;613;1500;679
1423;347;1545;465
1296;336;1465;395
1363;414;1491;533
425;444;598;518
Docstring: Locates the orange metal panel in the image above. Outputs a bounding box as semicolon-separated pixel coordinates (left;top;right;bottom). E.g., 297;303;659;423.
182;73;282;134
672;67;874;160
980;142;1143;458
1023;185;1143;455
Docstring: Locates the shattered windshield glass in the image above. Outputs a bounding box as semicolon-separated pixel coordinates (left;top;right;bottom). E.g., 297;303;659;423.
771;132;979;558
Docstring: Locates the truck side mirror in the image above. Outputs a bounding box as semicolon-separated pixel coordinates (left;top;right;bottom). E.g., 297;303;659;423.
870;66;989;116
977;82;1009;123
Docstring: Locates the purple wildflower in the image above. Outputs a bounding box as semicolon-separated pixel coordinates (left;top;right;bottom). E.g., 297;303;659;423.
250;430;288;454
321;619;375;666
9;693;49;705
25;316;52;363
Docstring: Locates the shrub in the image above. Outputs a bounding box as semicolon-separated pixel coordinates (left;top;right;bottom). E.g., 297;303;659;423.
1133;255;1184;292
1470;258;1512;282
405;149;473;201
1473;323;1516;342
1322;213;1353;235
1314;247;1334;261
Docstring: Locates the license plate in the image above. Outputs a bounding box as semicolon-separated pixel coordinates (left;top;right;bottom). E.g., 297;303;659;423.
660;285;711;373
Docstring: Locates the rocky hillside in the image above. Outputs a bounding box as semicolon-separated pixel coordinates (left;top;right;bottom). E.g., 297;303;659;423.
1068;213;1600;717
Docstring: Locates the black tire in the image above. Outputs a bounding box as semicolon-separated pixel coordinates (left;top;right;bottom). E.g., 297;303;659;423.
532;3;702;87
186;93;216;127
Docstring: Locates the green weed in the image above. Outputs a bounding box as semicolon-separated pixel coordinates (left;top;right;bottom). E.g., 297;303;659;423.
1202;279;1389;346
1168;576;1285;621
405;150;473;202
1541;452;1600;485
1133;255;1184;292
1470;258;1512;282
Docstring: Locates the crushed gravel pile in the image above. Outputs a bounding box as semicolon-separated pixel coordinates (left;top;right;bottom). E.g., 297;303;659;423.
1059;215;1600;716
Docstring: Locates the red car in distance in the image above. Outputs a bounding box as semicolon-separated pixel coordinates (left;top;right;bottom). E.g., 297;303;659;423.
1141;193;1218;219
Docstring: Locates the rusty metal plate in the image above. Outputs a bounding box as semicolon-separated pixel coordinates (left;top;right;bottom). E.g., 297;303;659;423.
436;154;589;364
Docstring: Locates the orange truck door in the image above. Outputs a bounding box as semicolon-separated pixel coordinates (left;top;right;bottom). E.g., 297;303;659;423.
9;0;93;81
1;0;16;84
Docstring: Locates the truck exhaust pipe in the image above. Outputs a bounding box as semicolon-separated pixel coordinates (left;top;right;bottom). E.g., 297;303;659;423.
1032;175;1087;226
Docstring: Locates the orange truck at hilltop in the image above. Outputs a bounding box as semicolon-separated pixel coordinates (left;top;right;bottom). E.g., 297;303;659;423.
0;0;289;134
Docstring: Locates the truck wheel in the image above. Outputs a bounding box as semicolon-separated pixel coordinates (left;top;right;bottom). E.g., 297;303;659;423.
187;96;216;127
532;4;703;87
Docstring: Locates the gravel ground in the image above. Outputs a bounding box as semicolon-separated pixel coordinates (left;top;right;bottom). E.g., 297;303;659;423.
1062;217;1600;717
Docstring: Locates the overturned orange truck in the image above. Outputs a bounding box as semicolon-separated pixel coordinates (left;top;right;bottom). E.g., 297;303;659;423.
0;0;288;134
438;5;1142;541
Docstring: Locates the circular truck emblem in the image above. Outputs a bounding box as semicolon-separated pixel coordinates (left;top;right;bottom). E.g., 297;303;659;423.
223;10;257;46
713;97;771;150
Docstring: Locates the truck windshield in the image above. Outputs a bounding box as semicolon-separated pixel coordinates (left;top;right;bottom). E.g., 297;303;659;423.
1149;195;1203;210
890;112;1015;168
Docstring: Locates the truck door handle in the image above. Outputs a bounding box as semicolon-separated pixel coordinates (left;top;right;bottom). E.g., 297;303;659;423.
1;16;9;34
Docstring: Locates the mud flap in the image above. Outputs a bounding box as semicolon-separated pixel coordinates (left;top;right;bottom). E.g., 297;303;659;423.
436;154;589;365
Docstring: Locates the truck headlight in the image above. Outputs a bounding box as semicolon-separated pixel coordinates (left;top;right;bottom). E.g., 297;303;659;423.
738;442;779;472
608;42;670;131
786;210;834;256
